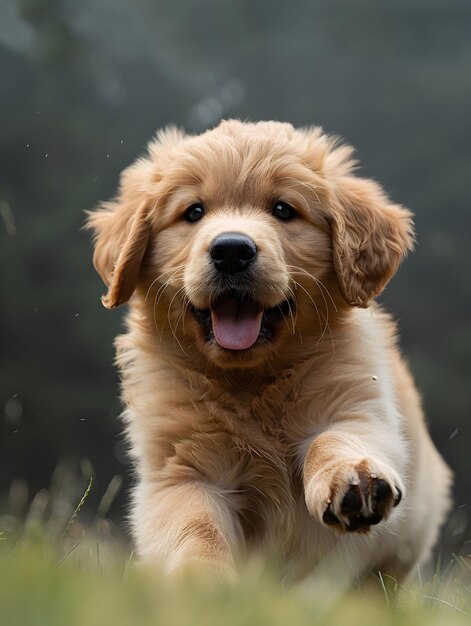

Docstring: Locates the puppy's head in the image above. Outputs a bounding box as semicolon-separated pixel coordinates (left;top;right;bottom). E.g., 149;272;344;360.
87;120;413;368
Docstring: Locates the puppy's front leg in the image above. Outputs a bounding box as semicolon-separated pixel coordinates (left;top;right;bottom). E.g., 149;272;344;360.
303;423;405;533
132;479;238;575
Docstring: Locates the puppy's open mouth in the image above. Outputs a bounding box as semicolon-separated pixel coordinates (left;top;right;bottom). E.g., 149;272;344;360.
191;290;294;351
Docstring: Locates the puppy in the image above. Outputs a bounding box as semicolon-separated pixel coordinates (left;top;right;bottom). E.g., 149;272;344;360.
87;120;451;582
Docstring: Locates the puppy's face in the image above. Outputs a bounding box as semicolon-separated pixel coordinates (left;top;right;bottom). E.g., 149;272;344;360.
153;162;331;367
88;120;414;369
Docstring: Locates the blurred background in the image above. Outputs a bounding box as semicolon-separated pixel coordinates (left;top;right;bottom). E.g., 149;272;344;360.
1;0;470;551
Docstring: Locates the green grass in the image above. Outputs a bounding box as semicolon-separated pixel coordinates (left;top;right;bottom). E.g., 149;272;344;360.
1;543;470;626
0;465;470;626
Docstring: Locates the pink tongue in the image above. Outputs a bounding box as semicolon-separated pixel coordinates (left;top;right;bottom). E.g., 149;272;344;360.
211;297;263;350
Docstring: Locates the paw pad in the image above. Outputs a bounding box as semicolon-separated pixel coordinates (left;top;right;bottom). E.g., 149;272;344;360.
322;475;401;533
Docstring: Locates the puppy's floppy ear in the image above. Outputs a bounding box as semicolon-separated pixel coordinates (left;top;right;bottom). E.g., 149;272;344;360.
90;199;151;309
86;126;187;308
86;164;153;309
327;176;414;307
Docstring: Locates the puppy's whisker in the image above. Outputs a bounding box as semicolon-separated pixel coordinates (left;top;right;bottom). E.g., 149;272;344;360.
277;304;295;336
272;285;296;335
291;279;324;339
283;285;298;331
150;268;186;345
296;279;333;355
286;299;296;335
286;265;336;352
313;277;338;312
166;286;190;357
152;290;163;343
179;291;191;336
145;265;186;302
154;271;184;309
285;264;337;312
178;293;191;337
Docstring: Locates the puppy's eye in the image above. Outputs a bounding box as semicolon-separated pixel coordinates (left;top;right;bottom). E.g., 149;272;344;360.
272;201;296;221
185;204;205;223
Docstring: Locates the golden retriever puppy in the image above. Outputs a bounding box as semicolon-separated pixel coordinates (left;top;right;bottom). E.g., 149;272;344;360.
87;120;451;582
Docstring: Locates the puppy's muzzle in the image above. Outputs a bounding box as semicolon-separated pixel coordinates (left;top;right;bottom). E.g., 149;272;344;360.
209;232;257;274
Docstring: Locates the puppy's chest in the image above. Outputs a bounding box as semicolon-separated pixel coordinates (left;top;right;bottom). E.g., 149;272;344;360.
207;382;305;472
234;378;315;445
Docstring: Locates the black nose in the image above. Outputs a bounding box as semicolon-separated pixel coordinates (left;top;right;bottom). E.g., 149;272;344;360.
209;232;257;274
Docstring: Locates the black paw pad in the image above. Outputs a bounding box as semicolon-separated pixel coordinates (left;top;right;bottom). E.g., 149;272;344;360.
346;512;383;532
321;474;401;533
373;479;392;505
341;486;362;513
322;507;341;526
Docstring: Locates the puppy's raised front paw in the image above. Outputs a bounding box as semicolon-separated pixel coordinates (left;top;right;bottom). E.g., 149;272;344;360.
305;459;403;533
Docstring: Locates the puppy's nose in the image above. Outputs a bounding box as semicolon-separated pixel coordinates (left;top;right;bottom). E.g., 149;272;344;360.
209;232;257;274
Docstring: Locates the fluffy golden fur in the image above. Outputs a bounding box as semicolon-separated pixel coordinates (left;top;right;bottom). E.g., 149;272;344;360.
87;120;451;583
